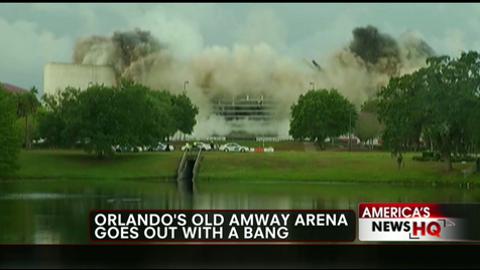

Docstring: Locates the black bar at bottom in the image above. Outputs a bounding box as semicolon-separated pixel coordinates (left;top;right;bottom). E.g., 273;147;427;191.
0;245;479;269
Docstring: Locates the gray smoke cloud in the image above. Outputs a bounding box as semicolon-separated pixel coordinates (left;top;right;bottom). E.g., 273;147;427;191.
316;25;435;105
74;28;164;76
347;25;435;76
349;25;401;76
72;25;435;138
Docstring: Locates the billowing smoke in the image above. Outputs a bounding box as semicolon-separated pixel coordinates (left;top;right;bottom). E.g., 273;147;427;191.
349;25;401;74
346;25;435;76
74;28;164;76
72;25;434;138
316;25;435;105
399;31;436;73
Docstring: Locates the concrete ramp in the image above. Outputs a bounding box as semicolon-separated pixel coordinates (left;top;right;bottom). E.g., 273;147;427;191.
176;149;202;194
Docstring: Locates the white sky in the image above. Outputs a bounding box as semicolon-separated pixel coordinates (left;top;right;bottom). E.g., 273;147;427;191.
1;3;480;92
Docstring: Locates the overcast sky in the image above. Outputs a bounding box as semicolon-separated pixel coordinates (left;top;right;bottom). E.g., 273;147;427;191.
2;3;480;92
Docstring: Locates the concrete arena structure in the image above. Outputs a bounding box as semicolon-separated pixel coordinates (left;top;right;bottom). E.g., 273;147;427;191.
43;62;280;139
212;95;273;122
43;63;117;95
210;94;279;138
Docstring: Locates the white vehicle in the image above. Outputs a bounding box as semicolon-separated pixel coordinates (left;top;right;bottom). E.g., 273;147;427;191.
181;142;211;151
264;147;275;153
133;146;145;152
194;142;212;151
153;142;174;152
32;138;46;145
219;143;250;152
113;145;144;153
181;143;192;151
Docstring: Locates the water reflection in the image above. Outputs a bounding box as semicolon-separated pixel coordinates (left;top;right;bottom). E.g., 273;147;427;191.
0;179;479;244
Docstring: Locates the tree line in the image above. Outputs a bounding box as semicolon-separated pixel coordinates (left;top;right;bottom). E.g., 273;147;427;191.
289;89;358;149
0;87;21;177
376;51;480;170
2;51;480;176
289;51;480;171
0;85;41;177
38;80;198;158
0;81;198;177
289;89;383;149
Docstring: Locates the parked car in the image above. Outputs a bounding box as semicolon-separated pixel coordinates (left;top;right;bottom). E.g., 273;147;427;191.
113;145;147;153
181;142;211;151
194;142;212;151
135;146;146;152
114;145;132;153
181;142;192;151
264;147;275;153
219;142;250;152
32;138;46;145
32;138;47;148
152;142;174;152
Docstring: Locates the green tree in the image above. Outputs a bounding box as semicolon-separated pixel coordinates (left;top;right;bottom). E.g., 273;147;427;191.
15;87;40;149
38;87;82;147
78;82;189;157
422;52;480;170
0;89;21;177
355;99;384;149
75;84;122;157
290;89;357;148
145;89;177;141
38;81;199;158
171;92;199;135
355;111;383;149
117;80;178;145
377;70;430;167
360;98;380;114
377;51;480;171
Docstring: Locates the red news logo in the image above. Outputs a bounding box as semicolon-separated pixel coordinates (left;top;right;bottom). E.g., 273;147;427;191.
359;203;436;219
371;219;447;238
409;219;455;239
359;203;461;241
410;220;442;239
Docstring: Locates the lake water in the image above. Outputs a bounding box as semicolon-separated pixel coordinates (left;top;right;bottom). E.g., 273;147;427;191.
0;179;479;244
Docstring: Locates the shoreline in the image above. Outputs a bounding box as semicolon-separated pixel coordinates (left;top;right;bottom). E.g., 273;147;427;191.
4;175;477;190
6;150;479;188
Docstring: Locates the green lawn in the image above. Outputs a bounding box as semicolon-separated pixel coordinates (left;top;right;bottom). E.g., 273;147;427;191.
15;149;182;180
11;150;480;186
198;151;480;185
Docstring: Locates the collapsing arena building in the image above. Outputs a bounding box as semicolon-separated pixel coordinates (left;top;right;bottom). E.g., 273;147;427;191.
43;62;280;139
43;26;436;139
211;95;278;139
43;63;117;94
213;95;272;122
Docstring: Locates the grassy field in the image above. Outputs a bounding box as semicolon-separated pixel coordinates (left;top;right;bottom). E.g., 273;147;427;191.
14;149;182;180
198;151;480;185
10;149;480;185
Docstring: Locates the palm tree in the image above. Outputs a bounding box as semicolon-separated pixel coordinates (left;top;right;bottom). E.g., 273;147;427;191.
16;87;40;149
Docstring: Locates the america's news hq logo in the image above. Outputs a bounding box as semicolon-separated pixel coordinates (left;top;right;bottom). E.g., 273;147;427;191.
358;203;468;241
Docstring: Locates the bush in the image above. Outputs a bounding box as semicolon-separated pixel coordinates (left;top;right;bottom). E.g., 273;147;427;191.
412;151;440;162
413;151;476;163
0;90;21;177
